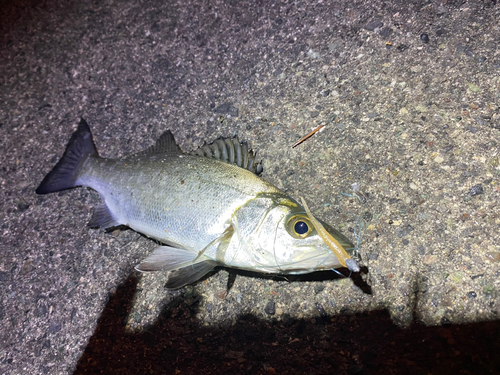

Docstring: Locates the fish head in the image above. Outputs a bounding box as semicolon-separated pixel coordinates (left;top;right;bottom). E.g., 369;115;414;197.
225;194;356;274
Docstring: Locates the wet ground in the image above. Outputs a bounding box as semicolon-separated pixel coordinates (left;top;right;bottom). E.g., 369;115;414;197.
1;0;499;374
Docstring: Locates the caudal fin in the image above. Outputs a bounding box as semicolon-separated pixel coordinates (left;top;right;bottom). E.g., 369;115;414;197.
36;118;98;194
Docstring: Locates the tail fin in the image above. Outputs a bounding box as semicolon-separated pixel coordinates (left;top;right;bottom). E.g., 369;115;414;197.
36;118;98;194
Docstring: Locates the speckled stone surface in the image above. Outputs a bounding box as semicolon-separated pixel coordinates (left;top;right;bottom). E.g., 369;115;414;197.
1;0;499;374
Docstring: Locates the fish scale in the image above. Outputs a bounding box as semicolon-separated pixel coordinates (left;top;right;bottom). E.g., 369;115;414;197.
80;154;276;252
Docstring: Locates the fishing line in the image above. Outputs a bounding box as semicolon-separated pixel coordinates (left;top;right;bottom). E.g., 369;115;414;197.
266;247;334;270
335;191;368;260
330;268;348;277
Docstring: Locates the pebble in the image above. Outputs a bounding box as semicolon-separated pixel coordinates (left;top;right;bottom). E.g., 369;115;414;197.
467;291;477;299
34;305;48;317
424;255;437;265
48;322;62;334
0;271;8;282
420;33;430;43
307;49;320;59
364;19;383;31
315;303;327;318
417;245;426;255
314;284;325;294
213;102;238;117
473;117;487;126
434;155;444;163
379;27;392;38
469;184;483;196
396;224;413;238
16;201;30;212
467;83;480;92
265;300;276;315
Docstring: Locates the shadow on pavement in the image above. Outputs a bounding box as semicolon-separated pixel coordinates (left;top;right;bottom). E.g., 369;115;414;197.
74;275;500;375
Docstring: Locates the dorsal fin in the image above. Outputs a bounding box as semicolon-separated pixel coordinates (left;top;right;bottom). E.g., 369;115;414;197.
127;130;182;158
127;130;263;174
191;136;263;175
142;130;181;155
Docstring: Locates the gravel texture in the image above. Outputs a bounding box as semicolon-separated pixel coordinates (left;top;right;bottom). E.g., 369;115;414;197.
1;0;500;374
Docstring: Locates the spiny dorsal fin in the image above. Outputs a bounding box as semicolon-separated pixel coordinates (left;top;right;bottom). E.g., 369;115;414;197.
128;130;182;158
191;136;263;175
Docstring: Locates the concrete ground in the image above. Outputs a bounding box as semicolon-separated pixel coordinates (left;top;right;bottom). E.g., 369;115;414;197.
1;0;499;374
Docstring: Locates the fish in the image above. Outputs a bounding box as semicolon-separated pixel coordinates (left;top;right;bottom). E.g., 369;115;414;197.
36;118;359;289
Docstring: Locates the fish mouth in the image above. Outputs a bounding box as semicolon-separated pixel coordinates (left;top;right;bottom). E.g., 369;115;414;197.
272;241;345;274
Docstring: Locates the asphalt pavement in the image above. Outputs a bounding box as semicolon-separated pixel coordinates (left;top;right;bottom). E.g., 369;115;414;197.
1;0;499;374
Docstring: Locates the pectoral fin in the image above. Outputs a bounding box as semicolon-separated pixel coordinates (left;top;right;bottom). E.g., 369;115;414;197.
135;246;198;272
136;235;227;288
166;260;218;289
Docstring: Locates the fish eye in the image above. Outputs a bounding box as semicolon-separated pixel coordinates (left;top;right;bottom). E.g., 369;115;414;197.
287;215;313;239
294;221;309;235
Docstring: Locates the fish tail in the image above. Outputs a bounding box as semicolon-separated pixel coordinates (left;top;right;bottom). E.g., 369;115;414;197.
36;118;98;194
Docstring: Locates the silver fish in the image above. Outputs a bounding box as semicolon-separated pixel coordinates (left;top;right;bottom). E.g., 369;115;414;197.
36;119;359;288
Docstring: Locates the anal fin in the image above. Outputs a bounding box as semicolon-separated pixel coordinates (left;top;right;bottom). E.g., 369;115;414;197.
166;260;218;289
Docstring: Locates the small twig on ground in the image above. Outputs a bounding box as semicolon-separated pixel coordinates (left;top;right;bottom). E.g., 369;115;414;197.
292;124;325;148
